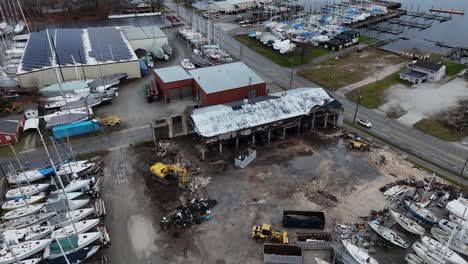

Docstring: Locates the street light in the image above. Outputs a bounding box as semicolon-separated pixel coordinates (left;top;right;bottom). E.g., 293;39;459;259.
352;92;362;125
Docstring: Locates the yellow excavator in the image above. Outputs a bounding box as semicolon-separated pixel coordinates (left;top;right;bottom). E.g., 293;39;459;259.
251;224;289;244
150;162;187;185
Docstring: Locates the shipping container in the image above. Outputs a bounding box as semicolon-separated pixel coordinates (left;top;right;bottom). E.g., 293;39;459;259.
52;120;100;139
282;210;325;229
263;244;303;264
296;232;332;250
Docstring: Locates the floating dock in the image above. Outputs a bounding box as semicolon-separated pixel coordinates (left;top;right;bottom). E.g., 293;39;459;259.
366;25;403;34
404;11;452;22
429;9;465;15
386;19;431;29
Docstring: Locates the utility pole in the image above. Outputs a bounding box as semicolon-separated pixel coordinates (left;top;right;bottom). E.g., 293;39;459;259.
460;157;468;178
289;67;294;90
352;92;362;124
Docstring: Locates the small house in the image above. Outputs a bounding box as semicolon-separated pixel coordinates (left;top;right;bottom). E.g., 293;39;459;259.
401;48;431;60
24;103;38;119
323;39;344;51
399;59;446;84
0;115;25;146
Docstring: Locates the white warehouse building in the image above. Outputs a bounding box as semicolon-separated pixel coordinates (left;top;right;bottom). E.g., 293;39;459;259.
17;27;141;89
121;25;168;51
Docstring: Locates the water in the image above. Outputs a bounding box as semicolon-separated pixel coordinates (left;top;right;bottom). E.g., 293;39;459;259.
362;0;468;53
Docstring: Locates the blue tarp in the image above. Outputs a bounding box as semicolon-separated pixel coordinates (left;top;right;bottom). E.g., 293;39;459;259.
248;32;256;37
139;60;148;76
303;32;314;37
39;167;55;176
293;22;304;28
319;16;328;22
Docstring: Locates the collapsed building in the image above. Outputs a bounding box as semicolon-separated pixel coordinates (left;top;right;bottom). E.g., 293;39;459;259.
152;87;343;159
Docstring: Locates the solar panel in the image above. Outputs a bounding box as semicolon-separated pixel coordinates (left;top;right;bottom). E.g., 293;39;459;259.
21;31;53;71
55;28;87;65
87;27;133;62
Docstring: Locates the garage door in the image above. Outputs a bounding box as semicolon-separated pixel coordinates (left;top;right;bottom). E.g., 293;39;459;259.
167;86;193;101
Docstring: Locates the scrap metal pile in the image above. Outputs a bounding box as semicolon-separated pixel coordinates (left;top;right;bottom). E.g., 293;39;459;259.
161;198;217;231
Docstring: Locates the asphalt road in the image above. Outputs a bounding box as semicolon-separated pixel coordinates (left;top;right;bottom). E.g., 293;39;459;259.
164;1;468;185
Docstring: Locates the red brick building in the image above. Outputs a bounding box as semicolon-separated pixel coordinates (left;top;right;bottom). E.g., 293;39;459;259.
154;62;266;106
0;115;25;146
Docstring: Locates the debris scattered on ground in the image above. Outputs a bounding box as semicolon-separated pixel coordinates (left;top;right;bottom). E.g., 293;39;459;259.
160;198;217;231
369;148;427;179
301;181;338;208
187;176;211;193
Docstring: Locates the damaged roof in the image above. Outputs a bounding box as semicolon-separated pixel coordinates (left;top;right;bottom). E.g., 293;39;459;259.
191;87;336;138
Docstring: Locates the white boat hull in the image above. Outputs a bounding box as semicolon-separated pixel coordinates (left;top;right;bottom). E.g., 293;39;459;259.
53;219;100;237
6;184;50;200
2;204;44;220
0;239;52;264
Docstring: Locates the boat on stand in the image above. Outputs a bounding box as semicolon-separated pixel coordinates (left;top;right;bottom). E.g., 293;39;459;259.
368;221;409;248
388;209;425;236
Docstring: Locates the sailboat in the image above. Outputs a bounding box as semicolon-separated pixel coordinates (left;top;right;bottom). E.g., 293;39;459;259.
405;200;438;225
411;242;445;264
7;167;55;185
53;219;100;238
3;225;54;241
6;183;51;200
45;245;100;264
0;212;56;230
43;232;102;260
420;236;467;264
0;239;52;264
56;160;93;176
50;179;92;194
47;208;95;228
47;192;84;203
368;221;409;248
431;227;468;256
342;240;379;264
180;59;195;70
20;259;42;264
388;209;425;236
2;204;44;220
2;195;46;211
405;253;425;264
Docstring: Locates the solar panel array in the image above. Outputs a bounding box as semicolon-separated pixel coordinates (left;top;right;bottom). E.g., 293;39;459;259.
55;28;87;65
88;27;133;62
22;31;52;71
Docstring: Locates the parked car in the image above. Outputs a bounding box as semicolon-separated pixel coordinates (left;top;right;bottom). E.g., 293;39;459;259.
235;15;244;22
213;13;219;18
357;118;372;128
203;12;209;18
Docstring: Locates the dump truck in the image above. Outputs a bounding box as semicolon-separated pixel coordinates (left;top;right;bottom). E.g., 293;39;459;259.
347;140;370;151
282;210;325;229
251;224;288;244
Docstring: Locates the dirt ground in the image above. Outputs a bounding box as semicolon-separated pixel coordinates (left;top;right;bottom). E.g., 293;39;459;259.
299;48;406;90
96;132;436;264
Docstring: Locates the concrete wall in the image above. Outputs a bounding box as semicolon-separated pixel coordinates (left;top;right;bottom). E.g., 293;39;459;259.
197;82;267;106
18;60;141;89
128;38;168;51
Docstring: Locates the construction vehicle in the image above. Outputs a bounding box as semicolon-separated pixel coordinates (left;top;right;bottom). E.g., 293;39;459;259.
100;116;121;127
347;140;370;151
251;224;288;244
150;162;187;185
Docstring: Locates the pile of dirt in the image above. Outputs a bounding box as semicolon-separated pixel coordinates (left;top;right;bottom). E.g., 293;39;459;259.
301;181;338;208
369;148;427;180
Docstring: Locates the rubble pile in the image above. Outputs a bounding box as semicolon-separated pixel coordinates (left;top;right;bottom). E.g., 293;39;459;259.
160;198;217;231
302;181;338;208
187;176;212;193
369;148;427;179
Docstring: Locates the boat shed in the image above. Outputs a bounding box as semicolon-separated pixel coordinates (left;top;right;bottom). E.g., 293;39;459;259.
17;27;141;89
188;62;266;106
228;0;257;11
0;115;25;146
121;25;168;52
154;66;194;102
188;88;343;159
209;1;236;13
153;62;267;106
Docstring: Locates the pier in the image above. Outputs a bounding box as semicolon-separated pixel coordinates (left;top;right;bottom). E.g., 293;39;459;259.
386;19;431;29
404;11;452;22
350;10;406;28
429;9;465;15
366;25;403;34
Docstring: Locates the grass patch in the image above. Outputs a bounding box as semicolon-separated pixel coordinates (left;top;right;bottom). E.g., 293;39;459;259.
299;66;367;91
345;73;411;108
413;118;468;142
358;35;380;45
442;60;466;76
0;139;26;157
235;35;331;67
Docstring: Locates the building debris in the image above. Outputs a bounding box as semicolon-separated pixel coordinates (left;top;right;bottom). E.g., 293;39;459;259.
301;181;338;208
160;198;217;231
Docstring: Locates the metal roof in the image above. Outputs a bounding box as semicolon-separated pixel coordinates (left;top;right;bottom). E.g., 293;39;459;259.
191;87;335;138
154;66;193;83
188;62;264;94
213;1;235;9
0;115;23;135
122;25;167;41
414;59;444;71
400;69;427;79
